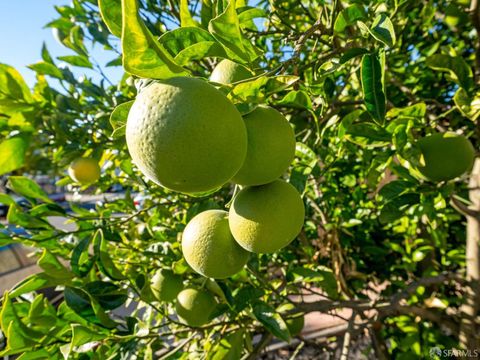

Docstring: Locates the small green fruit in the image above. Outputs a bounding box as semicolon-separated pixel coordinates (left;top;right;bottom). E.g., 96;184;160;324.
182;210;250;279
417;132;475;182
229;180;305;253
150;269;183;302
232;106;296;186
209;59;253;84
68;158;101;185
175;288;217;327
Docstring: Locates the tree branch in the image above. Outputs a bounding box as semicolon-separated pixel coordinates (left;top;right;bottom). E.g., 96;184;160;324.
470;0;480;77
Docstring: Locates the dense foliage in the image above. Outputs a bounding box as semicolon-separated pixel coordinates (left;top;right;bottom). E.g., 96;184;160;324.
0;0;479;358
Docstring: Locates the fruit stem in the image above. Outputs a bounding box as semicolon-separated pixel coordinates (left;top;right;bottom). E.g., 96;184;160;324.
225;185;240;209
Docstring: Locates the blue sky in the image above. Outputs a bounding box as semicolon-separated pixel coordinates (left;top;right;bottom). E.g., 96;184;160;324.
0;0;123;87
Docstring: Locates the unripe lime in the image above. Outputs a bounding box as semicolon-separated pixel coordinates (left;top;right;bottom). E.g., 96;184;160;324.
175;288;217;327
277;303;305;337
229;180;305;253
232;106;296;186
150;269;183;302
68;158;101;185
126;77;247;194
182;210;250;279
417;132;474;182
209;59;253;84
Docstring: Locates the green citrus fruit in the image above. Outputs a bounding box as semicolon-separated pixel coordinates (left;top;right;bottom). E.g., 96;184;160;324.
182;210;250;279
277;303;305;337
209;59;253;84
229;180;305;253
125;77;247;194
175;288;217;327
68;158;101;185
232;106;296;186
417;132;474;182
150;269;183;302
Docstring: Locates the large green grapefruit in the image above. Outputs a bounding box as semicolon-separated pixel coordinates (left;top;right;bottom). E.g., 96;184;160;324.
229;180;305;253
232;105;296;186
182;210;250;279
125;77;247;193
417;132;474;182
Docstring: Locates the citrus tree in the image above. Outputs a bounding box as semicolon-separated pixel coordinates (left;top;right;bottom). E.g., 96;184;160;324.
1;0;480;358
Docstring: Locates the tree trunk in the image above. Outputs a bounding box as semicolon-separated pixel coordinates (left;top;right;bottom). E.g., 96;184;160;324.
459;158;480;349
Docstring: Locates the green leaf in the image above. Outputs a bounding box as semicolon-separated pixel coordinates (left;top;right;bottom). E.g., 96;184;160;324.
158;27;227;65
334;4;366;33
17;349;51;360
28;295;57;329
0;99;35;115
64;287;117;328
175;41;227;66
64;25;88;56
426;54;473;91
160;27;216;55
343;122;391;146
110;100;133;138
361;53;386;125
387;103;426;120
288;266;338;298
210;330;244;360
38;250;73;279
9;273;63;298
454;88;480;121
0;137;28;176
121;0;187;78
93;229;126;280
64;287;98;323
238;7;267;25
379;193;420;224
277;90;313;110
370;14;396;48
378;180;415;201
99;0;122;37
253;302;290;341
28;62;64;79
7;176;52;203
180;0;200;27
340;48;369;63
84;281;128;310
208;0;261;64
57;55;93;69
0;293;43;356
7;205;51;229
158;27;215;56
0;63;33;102
0;193;14;205
71;324;107;348
41;43;55;64
71;236;97;277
